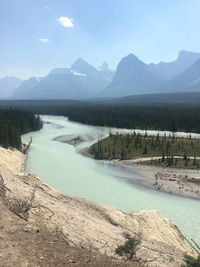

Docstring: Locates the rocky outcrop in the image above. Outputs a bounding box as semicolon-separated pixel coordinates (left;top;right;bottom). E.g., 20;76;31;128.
0;147;196;266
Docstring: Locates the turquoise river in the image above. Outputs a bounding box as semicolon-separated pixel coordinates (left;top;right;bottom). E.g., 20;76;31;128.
22;115;200;243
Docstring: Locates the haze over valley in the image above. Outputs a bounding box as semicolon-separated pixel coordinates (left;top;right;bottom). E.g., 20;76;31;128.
1;50;200;100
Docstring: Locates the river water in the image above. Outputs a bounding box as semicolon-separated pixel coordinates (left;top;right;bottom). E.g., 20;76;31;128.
22;115;200;243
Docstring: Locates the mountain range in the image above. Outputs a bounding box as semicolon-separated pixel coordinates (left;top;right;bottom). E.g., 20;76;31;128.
149;50;200;80
103;50;200;97
11;59;114;100
0;76;22;99
1;50;200;100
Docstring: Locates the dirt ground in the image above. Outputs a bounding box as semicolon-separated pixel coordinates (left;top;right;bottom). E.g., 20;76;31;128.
0;198;138;267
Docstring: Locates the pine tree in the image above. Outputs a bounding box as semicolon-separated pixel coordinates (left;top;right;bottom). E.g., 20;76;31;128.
121;147;125;160
143;145;147;154
193;156;196;166
183;154;187;161
162;150;165;162
112;148;116;159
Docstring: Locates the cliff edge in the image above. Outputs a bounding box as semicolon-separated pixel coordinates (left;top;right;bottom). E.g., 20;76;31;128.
0;148;196;266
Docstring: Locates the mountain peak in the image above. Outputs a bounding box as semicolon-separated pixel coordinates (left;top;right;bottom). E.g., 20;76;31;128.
125;53;140;61
120;53;145;67
104;52;162;98
71;58;91;69
118;53;145;69
98;62;110;71
71;58;96;75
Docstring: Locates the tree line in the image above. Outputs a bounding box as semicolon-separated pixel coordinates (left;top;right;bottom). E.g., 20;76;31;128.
65;104;200;133
89;131;200;165
0;109;43;150
1;101;200;133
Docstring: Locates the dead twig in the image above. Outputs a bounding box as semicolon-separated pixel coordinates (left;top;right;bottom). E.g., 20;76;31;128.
0;178;54;222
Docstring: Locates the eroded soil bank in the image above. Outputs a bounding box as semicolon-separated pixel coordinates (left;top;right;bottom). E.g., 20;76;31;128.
0;147;197;267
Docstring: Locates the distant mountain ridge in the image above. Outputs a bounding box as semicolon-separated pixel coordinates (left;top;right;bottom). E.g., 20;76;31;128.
6;50;200;99
149;50;200;80
103;54;164;97
11;59;114;100
167;58;200;91
103;50;200;98
101;92;200;104
0;76;22;98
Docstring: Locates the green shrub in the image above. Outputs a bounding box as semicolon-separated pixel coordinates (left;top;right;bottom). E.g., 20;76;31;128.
116;236;141;260
183;255;200;267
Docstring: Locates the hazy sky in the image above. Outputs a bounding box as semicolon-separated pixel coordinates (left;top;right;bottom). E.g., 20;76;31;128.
1;0;200;79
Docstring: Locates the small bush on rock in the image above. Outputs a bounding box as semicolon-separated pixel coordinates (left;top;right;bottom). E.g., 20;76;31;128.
183;255;200;267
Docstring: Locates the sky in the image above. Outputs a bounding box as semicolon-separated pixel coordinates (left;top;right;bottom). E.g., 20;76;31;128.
1;0;200;79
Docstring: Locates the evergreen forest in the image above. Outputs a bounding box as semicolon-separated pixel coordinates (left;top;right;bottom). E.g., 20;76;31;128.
89;132;200;169
0;109;43;149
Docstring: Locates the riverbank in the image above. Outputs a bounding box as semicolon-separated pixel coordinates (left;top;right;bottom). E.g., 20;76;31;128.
0;147;197;267
112;159;200;200
68;129;200;201
54;130;200;200
78;141;200;201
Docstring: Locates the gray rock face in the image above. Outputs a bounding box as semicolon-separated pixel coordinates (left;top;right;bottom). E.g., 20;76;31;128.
103;51;200;98
149;50;200;80
166;58;200;92
11;59;114;100
103;54;165;97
